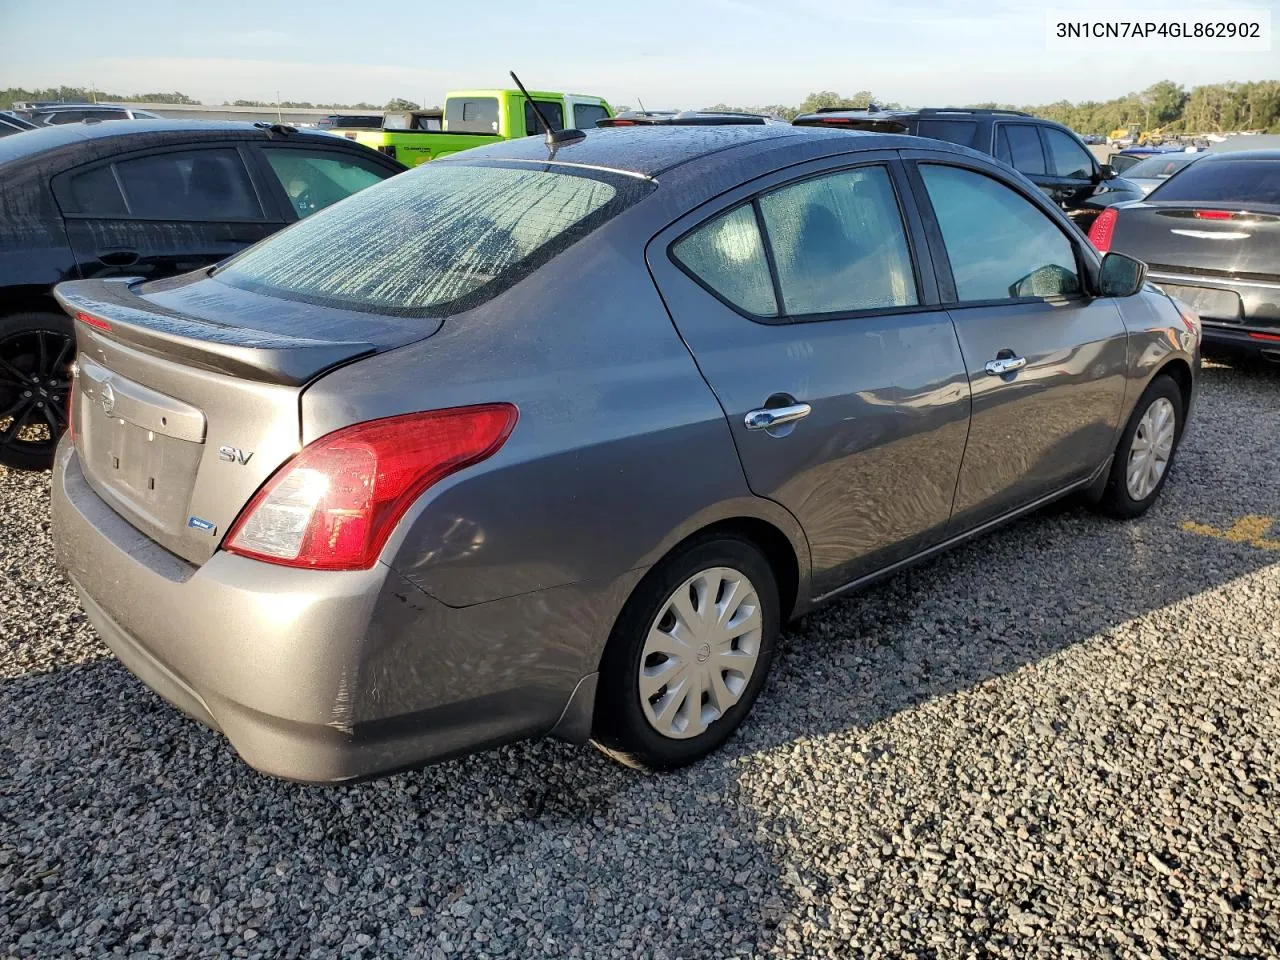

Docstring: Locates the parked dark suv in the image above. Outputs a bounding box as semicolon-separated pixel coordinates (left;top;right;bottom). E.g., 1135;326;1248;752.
793;107;1144;229
0;119;404;470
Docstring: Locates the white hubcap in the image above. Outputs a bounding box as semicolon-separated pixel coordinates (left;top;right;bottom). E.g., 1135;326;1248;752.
639;566;762;740
1126;396;1176;501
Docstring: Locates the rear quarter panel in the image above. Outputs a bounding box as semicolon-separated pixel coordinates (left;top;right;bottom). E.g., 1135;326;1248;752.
299;215;806;610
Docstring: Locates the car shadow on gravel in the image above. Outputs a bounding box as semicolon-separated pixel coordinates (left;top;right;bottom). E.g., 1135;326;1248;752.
2;361;1278;958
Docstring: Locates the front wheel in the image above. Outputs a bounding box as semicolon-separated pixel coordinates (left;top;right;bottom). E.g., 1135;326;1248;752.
592;535;780;771
1096;374;1184;519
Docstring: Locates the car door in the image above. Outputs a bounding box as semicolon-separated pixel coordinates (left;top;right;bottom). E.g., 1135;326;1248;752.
648;155;972;597
1040;126;1105;222
247;143;400;221
905;156;1129;533
53;144;282;282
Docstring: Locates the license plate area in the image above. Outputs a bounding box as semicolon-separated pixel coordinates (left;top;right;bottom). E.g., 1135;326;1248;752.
1160;283;1244;323
92;414;201;524
76;359;206;537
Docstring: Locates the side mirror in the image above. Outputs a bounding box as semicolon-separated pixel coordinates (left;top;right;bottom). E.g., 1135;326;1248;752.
1098;163;1118;180
1098;251;1147;298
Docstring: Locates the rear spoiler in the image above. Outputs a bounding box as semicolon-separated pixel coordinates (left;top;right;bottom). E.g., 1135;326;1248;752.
54;278;375;386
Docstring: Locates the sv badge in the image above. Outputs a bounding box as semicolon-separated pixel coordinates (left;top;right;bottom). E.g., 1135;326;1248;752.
218;445;253;465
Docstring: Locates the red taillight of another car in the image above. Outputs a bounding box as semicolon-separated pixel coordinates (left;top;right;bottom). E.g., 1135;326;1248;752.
224;404;518;571
1088;207;1118;252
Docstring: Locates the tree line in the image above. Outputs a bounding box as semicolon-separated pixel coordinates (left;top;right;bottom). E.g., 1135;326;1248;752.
707;80;1280;134
0;86;416;112
5;80;1278;133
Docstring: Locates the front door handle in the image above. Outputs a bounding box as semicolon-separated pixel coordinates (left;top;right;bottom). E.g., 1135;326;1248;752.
745;403;812;431
985;356;1027;376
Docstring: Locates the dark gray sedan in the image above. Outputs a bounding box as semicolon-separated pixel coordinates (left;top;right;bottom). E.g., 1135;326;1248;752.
50;126;1200;782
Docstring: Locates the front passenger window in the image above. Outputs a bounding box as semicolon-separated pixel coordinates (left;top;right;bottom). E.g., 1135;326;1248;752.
920;164;1081;302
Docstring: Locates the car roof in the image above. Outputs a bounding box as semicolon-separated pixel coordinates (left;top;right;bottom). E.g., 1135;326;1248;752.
1197;149;1280;162
0;119;366;168
441;124;925;178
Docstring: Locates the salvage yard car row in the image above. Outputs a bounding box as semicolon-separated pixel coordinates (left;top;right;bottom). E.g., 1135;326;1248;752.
0;89;1275;783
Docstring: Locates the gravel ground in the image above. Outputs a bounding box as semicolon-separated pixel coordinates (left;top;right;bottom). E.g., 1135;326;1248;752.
2;359;1278;960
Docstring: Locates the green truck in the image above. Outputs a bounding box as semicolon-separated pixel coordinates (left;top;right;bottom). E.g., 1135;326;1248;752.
333;89;613;167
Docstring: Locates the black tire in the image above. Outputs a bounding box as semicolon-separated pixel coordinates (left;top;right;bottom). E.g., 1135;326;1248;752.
1096;374;1184;519
0;311;75;472
592;534;780;771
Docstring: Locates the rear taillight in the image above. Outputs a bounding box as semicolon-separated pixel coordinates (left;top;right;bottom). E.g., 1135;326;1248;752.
1193;209;1234;220
224;404;518;571
1088;208;1117;252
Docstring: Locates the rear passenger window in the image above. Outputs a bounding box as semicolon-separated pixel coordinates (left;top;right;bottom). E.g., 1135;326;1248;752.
758;166;917;315
920;164;1081;302
447;97;499;133
114;149;262;220
64;165;128;216
996;124;1046;175
672;206;778;317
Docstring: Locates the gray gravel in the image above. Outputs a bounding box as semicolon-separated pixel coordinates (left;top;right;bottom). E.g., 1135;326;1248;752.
2;359;1279;960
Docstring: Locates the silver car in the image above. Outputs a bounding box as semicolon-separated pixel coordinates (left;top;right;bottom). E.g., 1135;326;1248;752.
51;126;1200;782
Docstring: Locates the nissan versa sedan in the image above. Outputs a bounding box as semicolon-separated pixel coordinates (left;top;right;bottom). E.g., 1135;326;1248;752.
51;126;1200;782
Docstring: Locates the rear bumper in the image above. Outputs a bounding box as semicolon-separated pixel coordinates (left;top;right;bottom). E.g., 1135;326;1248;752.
51;443;605;783
1149;270;1280;358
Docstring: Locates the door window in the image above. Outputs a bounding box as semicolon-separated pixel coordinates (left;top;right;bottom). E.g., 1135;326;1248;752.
671;205;778;317
996;124;1046;175
523;100;565;136
62;165;128;216
1043;128;1095;179
61;148;261;220
920;164;1081;301
261;148;394;218
757;166;917;315
573;103;611;128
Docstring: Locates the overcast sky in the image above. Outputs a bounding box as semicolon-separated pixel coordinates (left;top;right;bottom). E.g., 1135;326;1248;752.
1;0;1276;108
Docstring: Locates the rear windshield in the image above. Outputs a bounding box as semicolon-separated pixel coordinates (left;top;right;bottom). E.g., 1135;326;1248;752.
216;161;653;316
1150;159;1280;204
1123;153;1199;179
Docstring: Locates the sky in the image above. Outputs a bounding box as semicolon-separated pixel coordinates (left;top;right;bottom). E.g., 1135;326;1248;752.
1;0;1276;109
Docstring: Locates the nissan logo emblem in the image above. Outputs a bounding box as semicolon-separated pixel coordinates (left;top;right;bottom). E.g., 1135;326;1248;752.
100;382;116;416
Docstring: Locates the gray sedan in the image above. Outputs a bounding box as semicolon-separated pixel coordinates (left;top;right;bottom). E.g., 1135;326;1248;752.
50;126;1200;782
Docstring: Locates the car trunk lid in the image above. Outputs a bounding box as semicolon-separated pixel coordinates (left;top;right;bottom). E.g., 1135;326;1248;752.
1112;201;1280;278
55;275;437;565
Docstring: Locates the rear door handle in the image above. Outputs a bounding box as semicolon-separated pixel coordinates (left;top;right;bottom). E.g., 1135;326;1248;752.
985;356;1027;376
98;250;139;266
745;403;811;431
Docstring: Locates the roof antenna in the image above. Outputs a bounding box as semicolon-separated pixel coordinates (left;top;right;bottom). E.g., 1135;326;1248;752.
510;70;585;149
636;96;647;114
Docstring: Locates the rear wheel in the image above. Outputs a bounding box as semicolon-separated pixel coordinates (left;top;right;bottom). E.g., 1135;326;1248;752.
1096;374;1183;519
593;535;780;771
0;312;75;471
